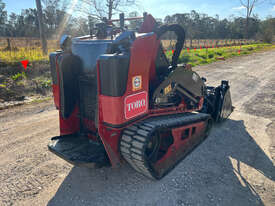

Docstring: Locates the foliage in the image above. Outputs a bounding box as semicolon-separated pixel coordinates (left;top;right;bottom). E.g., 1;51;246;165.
163;10;264;40
0;0;7;26
41;79;51;88
11;72;26;81
259;18;275;43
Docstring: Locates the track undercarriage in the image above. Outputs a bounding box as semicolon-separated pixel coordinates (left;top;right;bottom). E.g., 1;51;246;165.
120;113;212;179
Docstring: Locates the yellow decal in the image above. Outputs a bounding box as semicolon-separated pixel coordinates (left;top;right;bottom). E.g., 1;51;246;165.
132;76;142;91
164;84;172;95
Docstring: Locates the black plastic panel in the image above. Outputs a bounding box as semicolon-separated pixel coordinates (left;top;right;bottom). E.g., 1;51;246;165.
59;53;82;118
49;51;62;84
99;53;130;97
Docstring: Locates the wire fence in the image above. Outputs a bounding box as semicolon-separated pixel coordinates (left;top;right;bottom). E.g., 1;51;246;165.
162;39;259;50
0;37;58;50
0;37;260;50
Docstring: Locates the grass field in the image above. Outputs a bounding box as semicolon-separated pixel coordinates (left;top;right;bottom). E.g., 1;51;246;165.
0;47;55;63
0;38;57;64
165;43;275;67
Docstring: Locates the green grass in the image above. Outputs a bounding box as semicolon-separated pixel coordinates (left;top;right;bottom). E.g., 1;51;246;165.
0;47;55;64
166;43;275;67
29;96;52;104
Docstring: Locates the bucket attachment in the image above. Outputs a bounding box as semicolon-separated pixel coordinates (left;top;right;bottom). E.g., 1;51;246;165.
202;80;233;122
215;81;233;122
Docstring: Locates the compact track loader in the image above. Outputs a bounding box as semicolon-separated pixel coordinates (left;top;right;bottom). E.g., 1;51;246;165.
48;13;233;179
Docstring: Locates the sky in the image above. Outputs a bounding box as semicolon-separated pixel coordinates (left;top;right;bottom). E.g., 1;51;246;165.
3;0;275;20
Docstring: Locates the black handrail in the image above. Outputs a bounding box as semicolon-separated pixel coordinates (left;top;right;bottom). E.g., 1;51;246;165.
155;24;185;69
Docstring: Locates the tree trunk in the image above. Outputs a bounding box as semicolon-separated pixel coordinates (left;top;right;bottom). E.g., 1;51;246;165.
245;0;250;38
108;0;113;20
246;16;249;38
6;38;11;51
35;0;47;55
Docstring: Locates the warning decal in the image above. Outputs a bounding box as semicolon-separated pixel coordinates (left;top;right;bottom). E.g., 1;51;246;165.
132;75;142;91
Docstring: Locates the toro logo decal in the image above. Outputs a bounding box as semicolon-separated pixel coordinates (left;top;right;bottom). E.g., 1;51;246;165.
125;91;148;119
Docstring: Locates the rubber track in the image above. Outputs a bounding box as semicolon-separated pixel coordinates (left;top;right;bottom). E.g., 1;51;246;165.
119;112;210;180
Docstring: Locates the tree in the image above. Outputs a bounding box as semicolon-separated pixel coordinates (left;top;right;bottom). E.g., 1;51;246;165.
6;12;17;36
22;9;39;37
76;0;137;20
36;0;48;54
0;0;7;35
43;0;60;32
127;11;142;30
239;0;274;37
259;17;275;42
239;0;258;37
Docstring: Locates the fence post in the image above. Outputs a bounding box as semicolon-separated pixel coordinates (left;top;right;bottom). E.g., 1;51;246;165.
6;38;11;51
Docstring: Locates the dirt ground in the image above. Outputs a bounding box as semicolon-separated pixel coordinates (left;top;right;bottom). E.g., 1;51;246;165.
0;50;274;206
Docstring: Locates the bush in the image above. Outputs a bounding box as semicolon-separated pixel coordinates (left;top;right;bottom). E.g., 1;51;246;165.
198;59;208;64
195;53;207;59
260;25;273;43
216;51;223;56
11;72;26;81
208;53;214;58
41;79;51;88
179;54;191;63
